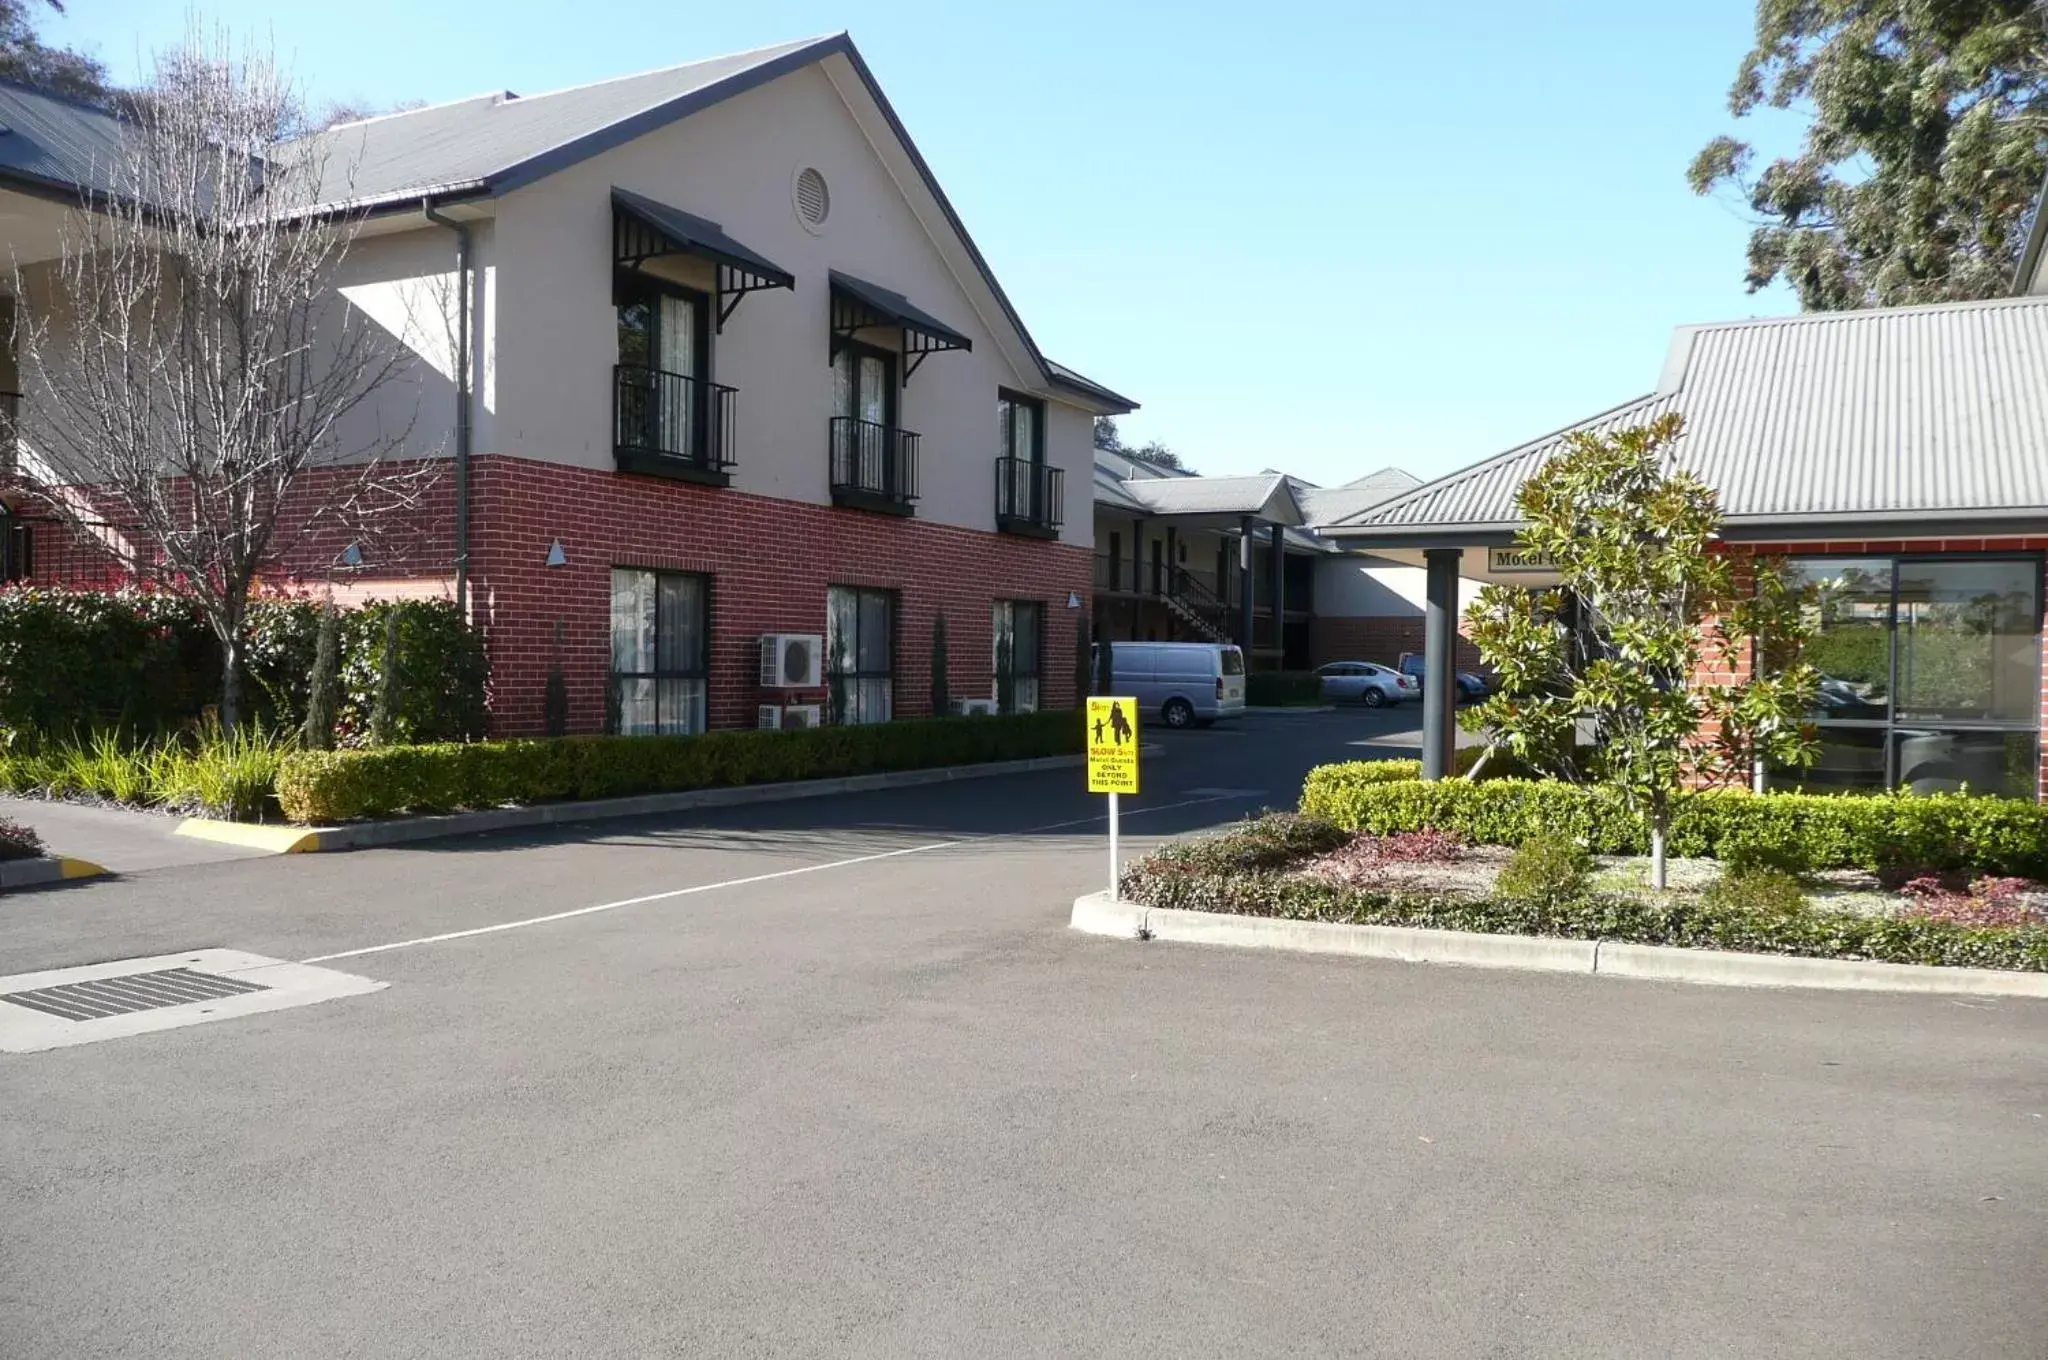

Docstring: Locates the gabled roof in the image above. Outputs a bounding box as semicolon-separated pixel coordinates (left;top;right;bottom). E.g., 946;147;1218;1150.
1322;295;2048;542
1296;467;1421;525
0;37;1135;414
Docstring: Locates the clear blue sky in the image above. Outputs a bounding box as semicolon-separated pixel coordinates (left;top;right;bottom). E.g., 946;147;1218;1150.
48;0;1801;486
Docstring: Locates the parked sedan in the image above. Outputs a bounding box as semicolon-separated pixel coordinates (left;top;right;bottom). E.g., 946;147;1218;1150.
1397;654;1491;701
1315;661;1417;708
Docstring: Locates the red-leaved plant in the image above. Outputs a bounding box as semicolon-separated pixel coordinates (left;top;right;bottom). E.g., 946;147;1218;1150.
1313;829;1466;886
0;816;44;861
1897;875;2045;929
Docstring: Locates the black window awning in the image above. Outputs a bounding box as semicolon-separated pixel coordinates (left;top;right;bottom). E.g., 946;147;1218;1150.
612;187;794;331
829;270;971;380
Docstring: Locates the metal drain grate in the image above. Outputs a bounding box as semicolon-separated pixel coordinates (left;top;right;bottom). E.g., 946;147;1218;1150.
0;967;268;1022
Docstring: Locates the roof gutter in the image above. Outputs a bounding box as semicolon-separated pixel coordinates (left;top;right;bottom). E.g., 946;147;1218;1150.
422;198;474;614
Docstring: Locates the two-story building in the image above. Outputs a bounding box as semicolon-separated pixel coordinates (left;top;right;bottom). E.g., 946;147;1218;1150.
0;34;1134;733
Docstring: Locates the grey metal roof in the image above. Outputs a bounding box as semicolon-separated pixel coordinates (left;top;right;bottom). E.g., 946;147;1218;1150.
1296;468;1421;525
1323;296;2048;540
1046;359;1137;411
287;37;833;209
1121;473;1305;525
0;81;133;200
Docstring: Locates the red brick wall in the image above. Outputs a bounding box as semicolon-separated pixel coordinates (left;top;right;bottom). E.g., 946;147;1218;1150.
467;456;1090;735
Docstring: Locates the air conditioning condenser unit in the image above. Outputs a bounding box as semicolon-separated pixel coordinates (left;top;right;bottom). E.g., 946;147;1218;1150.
759;633;823;688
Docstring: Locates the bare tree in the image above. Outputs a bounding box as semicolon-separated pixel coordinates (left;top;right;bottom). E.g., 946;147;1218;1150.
12;27;437;728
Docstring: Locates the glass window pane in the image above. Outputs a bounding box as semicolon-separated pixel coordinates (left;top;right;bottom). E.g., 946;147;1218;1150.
610;569;654;674
1014;603;1041;672
617;297;652;368
998;400;1013;460
1014;677;1039;714
858;591;892;673
858;356;888;424
1016;403;1038;462
827;587;858;674
657;678;706;736
831;349;854;419
1770;727;1888;795
859;678;892;725
656;573;704;676
1895;729;2038;799
614;677;657;736
1787;558;1892;719
1895;559;2041;722
659;294;697;377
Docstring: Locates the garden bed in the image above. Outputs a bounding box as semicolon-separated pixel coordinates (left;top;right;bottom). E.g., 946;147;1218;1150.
1120;813;2048;973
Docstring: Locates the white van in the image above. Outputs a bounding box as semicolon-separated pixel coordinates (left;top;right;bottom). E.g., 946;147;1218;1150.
1098;641;1247;728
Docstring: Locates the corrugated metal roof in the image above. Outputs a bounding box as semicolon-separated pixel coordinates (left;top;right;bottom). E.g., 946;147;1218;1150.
1325;296;2048;537
1123;473;1302;522
1297;468;1421;525
286;38;829;207
0;82;133;198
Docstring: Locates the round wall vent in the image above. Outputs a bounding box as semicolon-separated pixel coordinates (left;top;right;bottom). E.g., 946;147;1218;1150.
793;167;830;231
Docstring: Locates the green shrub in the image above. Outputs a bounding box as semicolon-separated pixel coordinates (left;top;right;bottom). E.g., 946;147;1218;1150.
1702;866;1808;916
275;710;1081;823
1298;765;2048;878
1717;828;1813;880
1120;827;2048;972
0;589;484;748
1494;835;1593;908
1245;671;1324;706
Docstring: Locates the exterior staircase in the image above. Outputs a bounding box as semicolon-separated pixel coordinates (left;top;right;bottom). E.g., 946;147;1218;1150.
1160;567;1233;644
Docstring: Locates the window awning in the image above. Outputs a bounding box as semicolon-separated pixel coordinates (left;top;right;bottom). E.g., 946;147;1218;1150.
829;270;971;380
612;187;794;331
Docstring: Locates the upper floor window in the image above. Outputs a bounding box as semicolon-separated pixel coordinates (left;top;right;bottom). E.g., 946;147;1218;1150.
998;391;1042;463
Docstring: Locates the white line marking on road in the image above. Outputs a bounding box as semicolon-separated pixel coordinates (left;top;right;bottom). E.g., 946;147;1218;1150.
299;792;1247;965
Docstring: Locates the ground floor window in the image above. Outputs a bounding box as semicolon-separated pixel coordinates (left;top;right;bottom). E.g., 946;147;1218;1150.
610;568;709;735
0;505;28;583
827;585;894;724
993;599;1042;713
1772;554;2042;797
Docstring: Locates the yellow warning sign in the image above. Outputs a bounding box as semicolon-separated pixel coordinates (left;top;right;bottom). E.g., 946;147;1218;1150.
1086;697;1140;795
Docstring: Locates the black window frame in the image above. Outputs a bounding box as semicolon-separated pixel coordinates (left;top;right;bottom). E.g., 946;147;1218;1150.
997;389;1044;464
614;271;723;479
826;584;897;725
0;503;29;584
607;566;713;737
993;598;1044;715
1772;550;2044;797
832;337;899;429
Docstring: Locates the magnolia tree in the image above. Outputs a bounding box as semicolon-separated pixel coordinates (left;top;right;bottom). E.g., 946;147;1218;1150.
1460;414;1820;888
13;30;436;728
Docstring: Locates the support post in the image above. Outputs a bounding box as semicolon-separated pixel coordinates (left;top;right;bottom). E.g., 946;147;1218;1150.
1268;522;1286;663
1238;515;1256;654
1108;792;1120;901
1422;547;1463;780
1131;519;1147;598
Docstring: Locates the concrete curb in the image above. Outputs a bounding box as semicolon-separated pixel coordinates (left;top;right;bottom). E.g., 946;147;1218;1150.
1069;892;2048;999
0;855;110;892
175;820;324;854
220;747;1159;855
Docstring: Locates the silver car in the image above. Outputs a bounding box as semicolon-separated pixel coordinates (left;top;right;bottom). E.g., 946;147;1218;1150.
1316;660;1416;708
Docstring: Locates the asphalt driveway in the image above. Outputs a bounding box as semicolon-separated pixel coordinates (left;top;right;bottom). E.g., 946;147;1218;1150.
3;707;2045;1358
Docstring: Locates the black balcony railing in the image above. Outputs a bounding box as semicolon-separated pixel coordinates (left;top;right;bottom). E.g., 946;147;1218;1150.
829;416;918;514
995;456;1063;537
614;365;736;484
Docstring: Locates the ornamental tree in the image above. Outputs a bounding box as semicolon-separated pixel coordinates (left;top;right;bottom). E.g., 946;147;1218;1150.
1461;414;1819;888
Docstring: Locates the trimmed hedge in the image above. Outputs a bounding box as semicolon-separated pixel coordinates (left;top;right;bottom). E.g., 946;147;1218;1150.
276;710;1081;823
1298;765;2048;878
0;588;485;746
1245;671;1324;706
1121;817;2048;972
